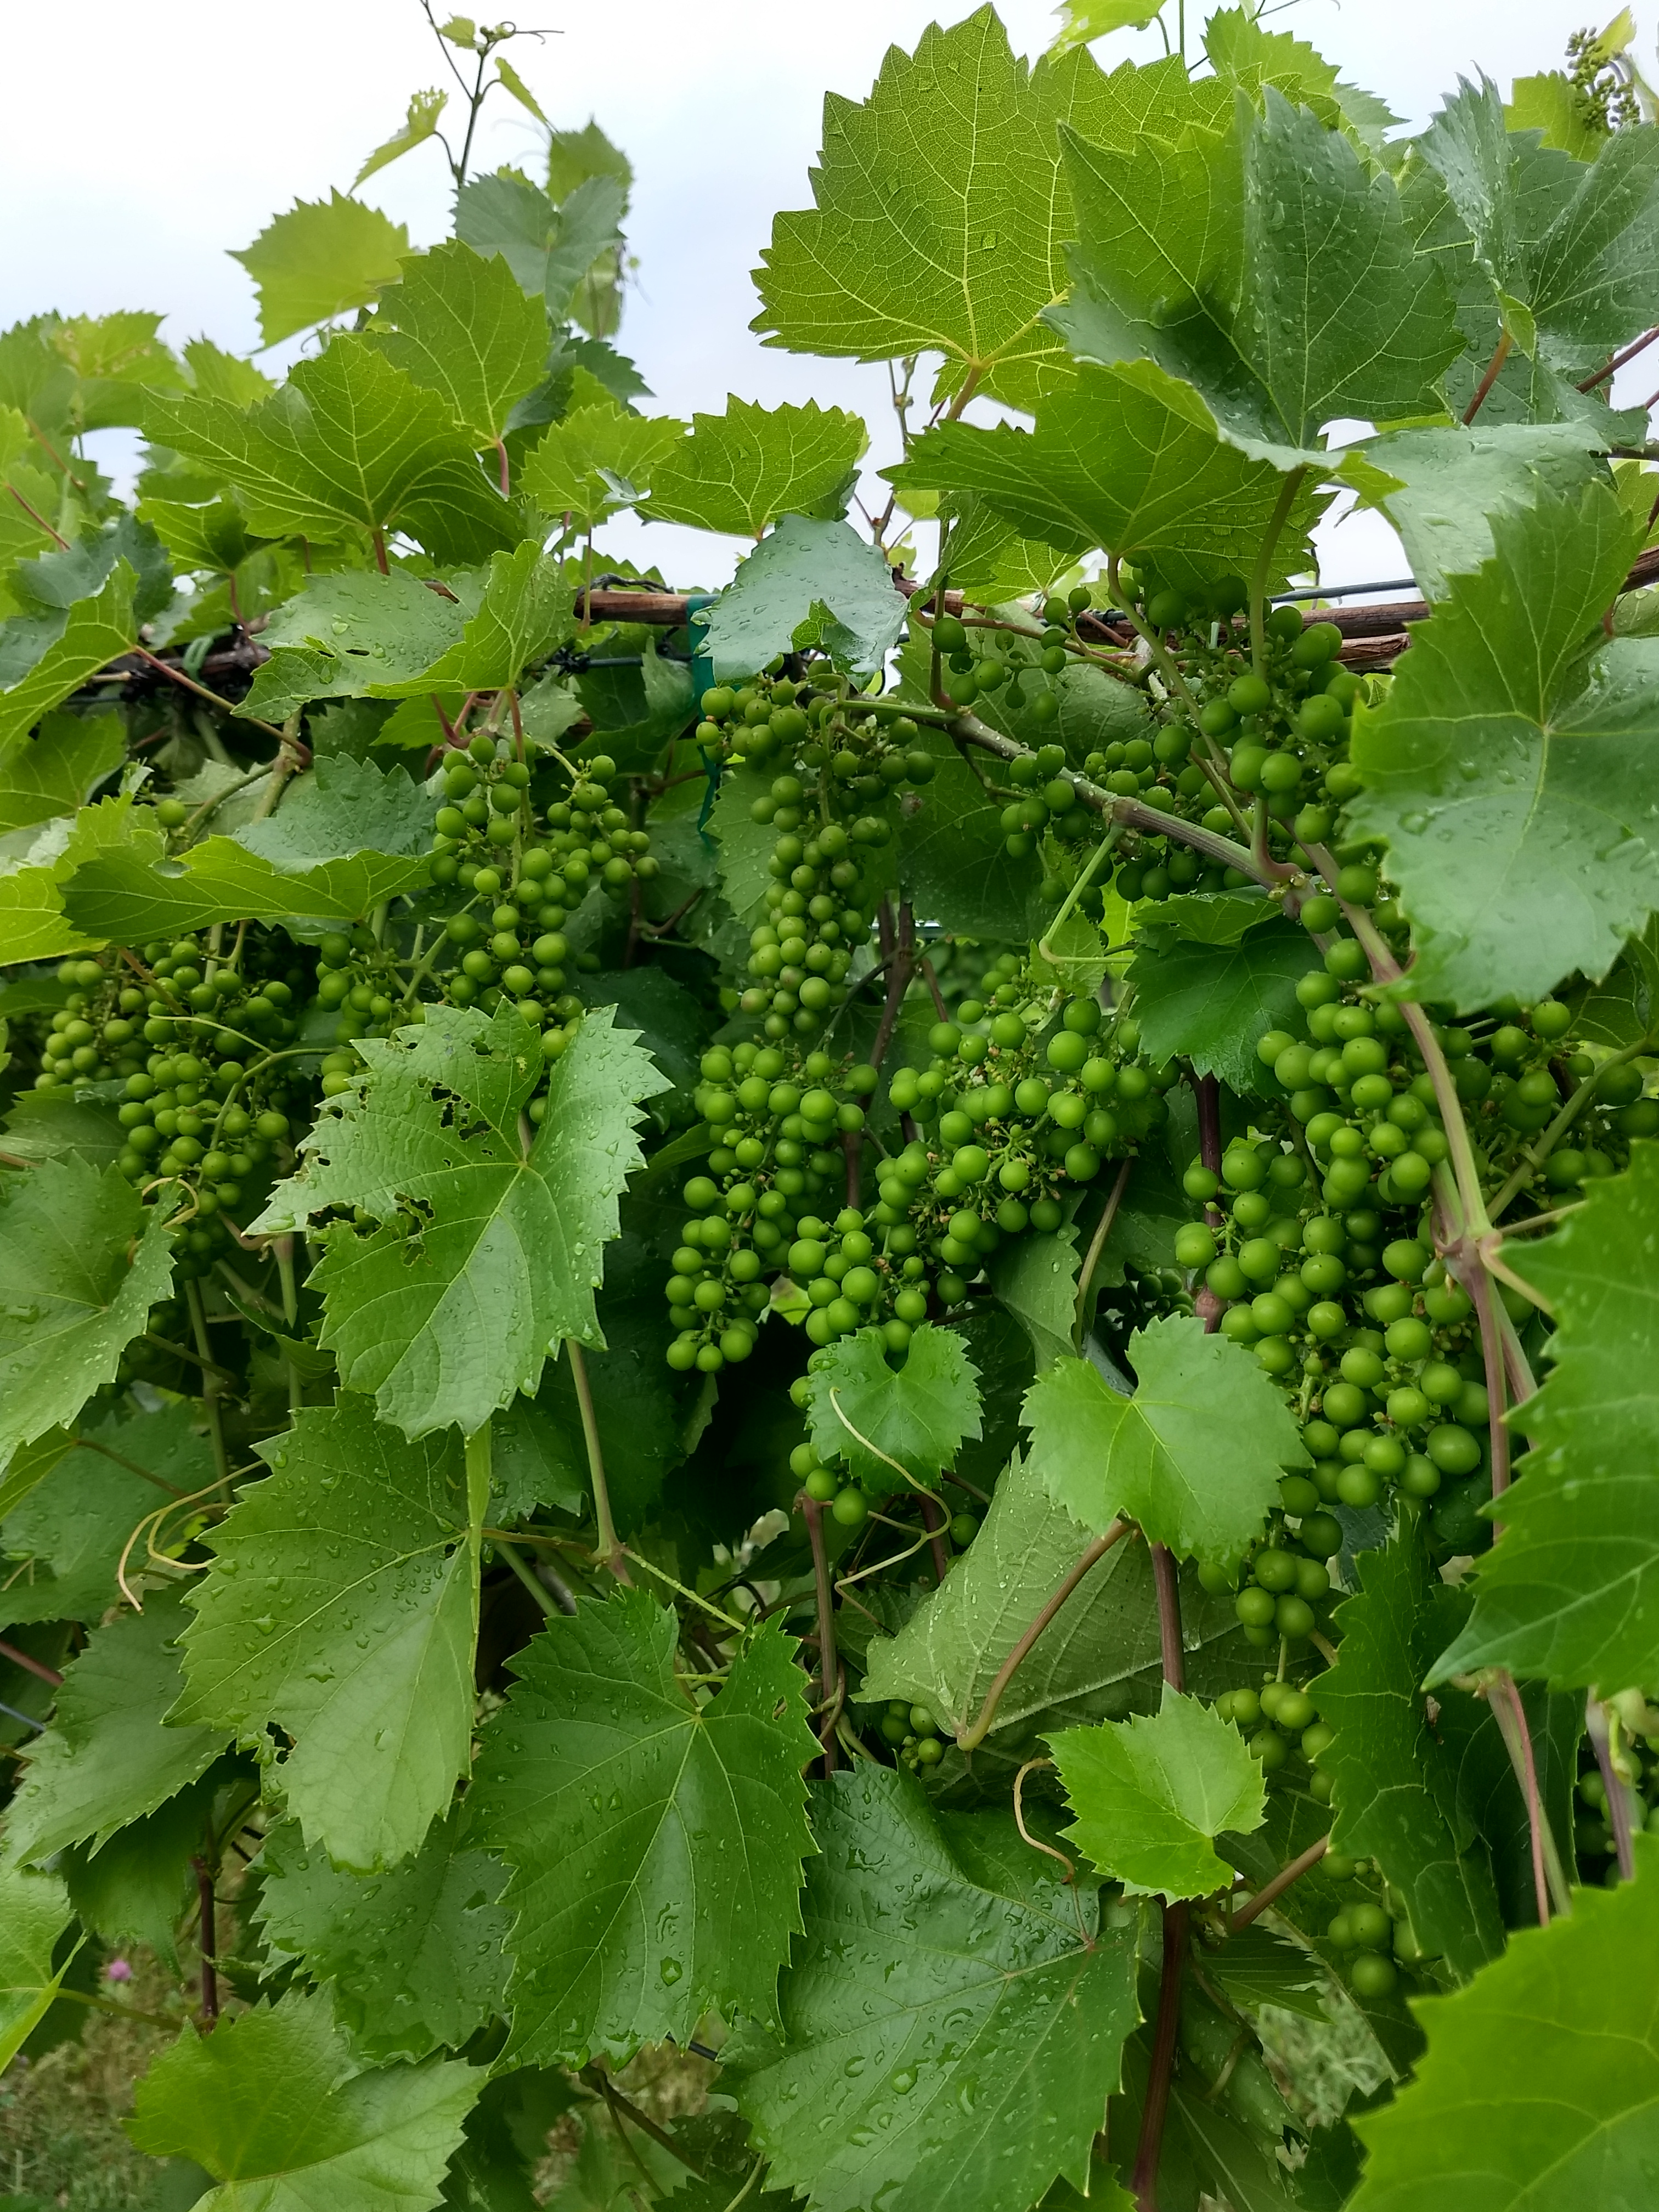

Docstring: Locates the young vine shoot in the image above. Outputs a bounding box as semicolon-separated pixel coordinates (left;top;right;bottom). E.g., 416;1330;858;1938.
3;7;1659;2208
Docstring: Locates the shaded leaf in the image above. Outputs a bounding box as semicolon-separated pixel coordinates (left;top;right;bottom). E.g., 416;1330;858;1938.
730;1769;1141;2212
0;1860;75;2070
472;1592;816;2066
1129;915;1321;1094
704;515;905;681
256;1810;510;2060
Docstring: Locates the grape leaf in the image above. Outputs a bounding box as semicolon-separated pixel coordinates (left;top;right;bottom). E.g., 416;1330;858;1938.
1;1404;208;1627
804;1322;981;1493
1204;4;1401;153
456;168;625;314
1049;1685;1266;1900
0;557;136;753
640;398;867;539
520;397;686;532
1415;75;1659;366
354;87;449;189
256;1810;510;2061
239;568;472;719
126;1990;479;2211
64;1769;224;1970
5;1589;225;1863
64;757;437;939
0;707;123;834
889;718;1046;945
231;192;410;346
252;1003;670;1440
1505;71;1607;161
1431;1144;1659;1690
370;240;549;453
1052;86;1460;466
471;1592;817;2067
144;336;520;565
0;1157;174;1470
863;1451;1254;1759
752;10;1132;410
891;360;1324;592
704;514;905;681
1023;1323;1302;1571
1348;483;1659;1010
0;1860;75;2070
989;1212;1081;1370
174;1395;481;1871
730;1769;1141;2212
1128;915;1321;1094
1338;419;1623;604
1347;1831;1659;2211
411;543;573;695
1313;1539;1505;1979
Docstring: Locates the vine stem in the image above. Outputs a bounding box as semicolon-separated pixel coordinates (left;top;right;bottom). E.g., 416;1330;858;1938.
1074;1156;1135;1351
0;1636;62;1687
957;1522;1130;1751
1587;1696;1639;1883
1132;1528;1187;2210
566;1342;628;1583
1229;1835;1329;1931
1486;1669;1568;1922
193;1855;219;2028
1463;330;1514;425
183;1279;232;1499
1249;468;1307;679
800;1493;839;1775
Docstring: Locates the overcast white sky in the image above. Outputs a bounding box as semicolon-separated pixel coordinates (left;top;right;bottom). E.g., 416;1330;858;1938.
2;1;1650;591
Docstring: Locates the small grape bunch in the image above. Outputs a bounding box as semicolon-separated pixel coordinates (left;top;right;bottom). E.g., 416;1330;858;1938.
928;588;1093;718
738;770;873;1042
1214;1675;1332;1786
32;957;153;1090
1226;1533;1335;1658
430;737;653;904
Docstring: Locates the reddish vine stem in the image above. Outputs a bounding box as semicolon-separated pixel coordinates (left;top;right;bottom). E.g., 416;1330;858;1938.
800;1494;839;1775
193;1858;219;2028
1463;330;1514;425
1229;1835;1330;1932
0;1637;63;1688
1489;1671;1559;1924
1132;1534;1187;2210
918;1492;951;1588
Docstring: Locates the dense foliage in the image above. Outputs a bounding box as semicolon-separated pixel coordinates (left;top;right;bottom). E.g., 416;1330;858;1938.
4;7;1659;2208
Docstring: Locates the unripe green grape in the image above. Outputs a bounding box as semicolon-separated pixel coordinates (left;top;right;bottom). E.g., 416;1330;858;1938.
831;1486;868;1527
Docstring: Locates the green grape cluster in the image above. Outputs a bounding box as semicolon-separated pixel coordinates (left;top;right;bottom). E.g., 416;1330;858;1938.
32;957;157;1090
663;1043;877;1372
430;734;652;896
75;936;307;1276
928;587;1093;716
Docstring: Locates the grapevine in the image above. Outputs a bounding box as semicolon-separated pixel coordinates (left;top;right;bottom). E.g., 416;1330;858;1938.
3;9;1659;2212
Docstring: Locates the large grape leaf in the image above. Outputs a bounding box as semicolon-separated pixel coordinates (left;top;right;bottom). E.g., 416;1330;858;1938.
1347;1831;1659;2211
253;1003;670;1440
4;1589;224;1863
370;239;549;448
1022;1323;1302;1571
256;1811;510;2061
0;1158;174;1469
144;335;520;564
1128;914;1321;1094
455;168;624;312
0;706;125;834
174;1395;481;1871
63;756;436;938
803;1322;981;1493
1415;75;1659;370
640;397;867;538
1432;1144;1659;1691
890;359;1323;592
1049;1686;1265;1900
752;12;1136;410
231;192;410;346
0;559;137;753
0;1860;75;2070
519;398;686;533
126;1991;479;2211
703;515;905;680
1349;483;1659;1011
1052;84;1460;466
1338;419;1624;605
471;1592;817;2066
1313;1540;1505;1980
730;1769;1141;2212
238;569;472;720
864;1452;1254;1758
